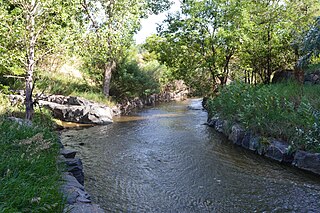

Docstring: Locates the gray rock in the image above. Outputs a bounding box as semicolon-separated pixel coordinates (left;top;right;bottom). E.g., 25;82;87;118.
63;173;84;190
64;158;84;185
249;136;261;152
207;116;218;127
265;140;292;163
293;151;320;175
64;204;105;213
61;149;77;159
228;124;245;145
7;117;32;126
215;119;225;133
241;132;252;149
39;100;113;125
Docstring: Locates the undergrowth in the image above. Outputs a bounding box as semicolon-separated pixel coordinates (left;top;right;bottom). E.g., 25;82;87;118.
207;82;320;153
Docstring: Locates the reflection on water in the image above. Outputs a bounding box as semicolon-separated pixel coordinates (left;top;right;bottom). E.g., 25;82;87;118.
62;99;320;212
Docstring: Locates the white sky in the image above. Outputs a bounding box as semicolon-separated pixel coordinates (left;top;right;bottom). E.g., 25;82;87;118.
134;0;181;44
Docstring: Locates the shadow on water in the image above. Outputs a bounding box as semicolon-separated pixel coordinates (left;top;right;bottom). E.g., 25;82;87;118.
62;99;320;213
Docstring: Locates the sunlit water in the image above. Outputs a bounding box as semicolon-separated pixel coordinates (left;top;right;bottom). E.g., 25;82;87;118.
61;99;320;212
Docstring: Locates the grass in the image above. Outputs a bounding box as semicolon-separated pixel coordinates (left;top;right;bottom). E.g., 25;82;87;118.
0;94;65;212
36;71;116;106
207;82;320;153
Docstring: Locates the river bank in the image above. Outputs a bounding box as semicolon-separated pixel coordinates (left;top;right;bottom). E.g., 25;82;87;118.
205;82;320;176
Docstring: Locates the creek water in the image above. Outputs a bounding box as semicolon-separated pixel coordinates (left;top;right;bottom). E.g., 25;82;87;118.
61;99;320;212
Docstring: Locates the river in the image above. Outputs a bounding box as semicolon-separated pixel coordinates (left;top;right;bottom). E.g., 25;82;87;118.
61;99;320;212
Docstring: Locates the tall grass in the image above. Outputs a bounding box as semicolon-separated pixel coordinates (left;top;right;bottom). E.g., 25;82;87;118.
0;94;65;212
207;82;320;152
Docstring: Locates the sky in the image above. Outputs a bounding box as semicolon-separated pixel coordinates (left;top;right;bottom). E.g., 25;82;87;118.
134;0;181;44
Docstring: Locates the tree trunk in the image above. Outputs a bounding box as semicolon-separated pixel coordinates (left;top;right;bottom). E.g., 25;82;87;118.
103;60;116;97
25;0;36;120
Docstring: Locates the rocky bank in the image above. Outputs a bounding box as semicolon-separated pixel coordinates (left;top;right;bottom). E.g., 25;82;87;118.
207;115;320;176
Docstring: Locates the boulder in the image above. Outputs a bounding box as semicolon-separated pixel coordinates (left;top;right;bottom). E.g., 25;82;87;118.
292;151;320;175
265;140;293;163
39;99;113;125
228;124;245;145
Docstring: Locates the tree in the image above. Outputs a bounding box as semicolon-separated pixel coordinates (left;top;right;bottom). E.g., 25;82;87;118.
81;0;173;97
146;0;244;92
0;0;79;120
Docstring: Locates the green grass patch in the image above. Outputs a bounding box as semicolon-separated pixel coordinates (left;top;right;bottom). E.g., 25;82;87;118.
207;82;320;153
0;95;65;212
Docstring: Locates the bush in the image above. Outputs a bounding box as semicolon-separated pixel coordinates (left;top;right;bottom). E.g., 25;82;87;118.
207;82;320;152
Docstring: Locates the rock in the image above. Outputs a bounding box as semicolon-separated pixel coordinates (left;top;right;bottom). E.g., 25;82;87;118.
248;136;261;152
61;149;77;159
8;94;25;106
64;204;105;213
207;116;218;127
214;119;225;133
241;132;252;149
7;117;32;126
39;100;113;125
228;124;245;145
62;173;88;204
265;140;293;163
292;151;320;175
63;173;84;190
64;158;84;185
202;97;209;110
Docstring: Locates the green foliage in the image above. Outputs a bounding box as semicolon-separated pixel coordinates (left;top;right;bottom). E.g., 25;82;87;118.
207;82;320;152
0;118;64;212
299;17;320;68
111;56;162;99
145;0;320;92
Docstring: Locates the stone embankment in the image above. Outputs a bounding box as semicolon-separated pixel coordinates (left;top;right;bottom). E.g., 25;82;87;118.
207;115;320;176
59;147;105;213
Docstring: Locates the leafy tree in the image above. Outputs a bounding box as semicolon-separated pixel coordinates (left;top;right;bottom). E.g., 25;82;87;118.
146;0;244;93
0;0;80;119
299;17;320;68
81;0;173;97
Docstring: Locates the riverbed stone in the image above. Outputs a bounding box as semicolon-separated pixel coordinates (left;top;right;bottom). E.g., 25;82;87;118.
292;151;320;175
265;140;292;163
228;124;245;145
